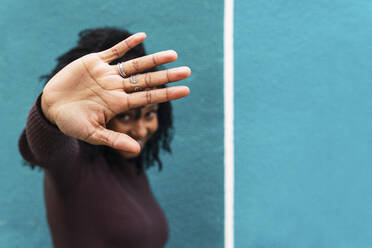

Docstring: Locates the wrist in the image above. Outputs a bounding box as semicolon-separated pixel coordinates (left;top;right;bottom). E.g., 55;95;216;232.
41;93;56;125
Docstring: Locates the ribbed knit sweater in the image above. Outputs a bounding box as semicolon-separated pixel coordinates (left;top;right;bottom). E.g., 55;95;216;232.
18;94;169;248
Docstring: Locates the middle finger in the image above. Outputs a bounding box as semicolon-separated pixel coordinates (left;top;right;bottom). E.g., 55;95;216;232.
112;50;178;76
105;66;191;92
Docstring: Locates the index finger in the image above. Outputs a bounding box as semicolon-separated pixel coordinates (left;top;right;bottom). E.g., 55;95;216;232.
98;32;147;63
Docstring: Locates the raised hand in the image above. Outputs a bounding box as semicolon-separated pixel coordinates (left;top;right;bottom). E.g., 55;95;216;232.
41;32;191;154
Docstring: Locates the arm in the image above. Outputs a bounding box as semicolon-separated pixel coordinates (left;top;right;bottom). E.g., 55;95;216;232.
39;32;190;155
18;93;80;168
20;32;190;167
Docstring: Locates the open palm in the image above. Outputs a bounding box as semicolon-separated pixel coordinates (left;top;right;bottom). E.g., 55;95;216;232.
41;32;190;154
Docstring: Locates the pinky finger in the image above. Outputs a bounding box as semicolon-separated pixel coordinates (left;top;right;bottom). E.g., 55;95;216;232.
86;125;141;153
125;86;190;109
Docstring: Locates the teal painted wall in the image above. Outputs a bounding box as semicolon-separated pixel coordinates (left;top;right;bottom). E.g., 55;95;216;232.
0;1;224;247
235;1;372;247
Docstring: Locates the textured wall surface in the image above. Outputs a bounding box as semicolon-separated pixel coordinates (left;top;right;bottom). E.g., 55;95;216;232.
235;1;372;247
0;1;224;247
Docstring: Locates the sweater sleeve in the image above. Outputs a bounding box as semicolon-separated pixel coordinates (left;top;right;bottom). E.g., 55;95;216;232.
18;93;80;170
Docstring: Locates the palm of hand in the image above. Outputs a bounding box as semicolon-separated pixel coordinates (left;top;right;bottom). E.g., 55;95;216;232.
41;33;190;153
43;54;123;145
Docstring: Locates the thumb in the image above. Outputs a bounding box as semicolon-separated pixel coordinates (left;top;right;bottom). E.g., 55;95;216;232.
86;125;141;153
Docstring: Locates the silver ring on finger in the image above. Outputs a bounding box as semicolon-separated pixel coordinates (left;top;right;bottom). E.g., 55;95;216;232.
130;75;142;91
134;86;142;92
117;62;127;78
130;74;138;84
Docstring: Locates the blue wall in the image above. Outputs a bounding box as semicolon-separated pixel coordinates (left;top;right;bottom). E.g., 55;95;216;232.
0;1;224;247
235;1;372;247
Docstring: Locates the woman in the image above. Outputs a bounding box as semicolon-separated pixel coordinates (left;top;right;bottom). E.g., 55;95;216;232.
18;27;191;248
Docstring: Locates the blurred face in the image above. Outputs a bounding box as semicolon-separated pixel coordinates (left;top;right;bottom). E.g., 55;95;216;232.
107;104;159;159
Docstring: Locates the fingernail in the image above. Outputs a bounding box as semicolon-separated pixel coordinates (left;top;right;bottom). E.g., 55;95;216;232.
137;32;147;38
172;66;191;74
165;50;178;57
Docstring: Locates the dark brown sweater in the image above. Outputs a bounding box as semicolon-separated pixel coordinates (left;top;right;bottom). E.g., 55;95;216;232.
18;94;169;248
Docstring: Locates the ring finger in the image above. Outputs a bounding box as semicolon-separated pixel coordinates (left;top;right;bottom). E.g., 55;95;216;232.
105;66;191;92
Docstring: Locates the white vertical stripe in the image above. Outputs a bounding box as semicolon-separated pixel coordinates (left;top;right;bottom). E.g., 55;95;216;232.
224;0;234;247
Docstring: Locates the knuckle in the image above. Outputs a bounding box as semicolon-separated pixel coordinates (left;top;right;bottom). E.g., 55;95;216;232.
83;130;95;144
95;130;110;146
131;59;140;72
88;125;118;147
152;54;158;66
125;95;131;109
145;91;152;104
97;128;116;148
144;73;151;88
124;40;131;50
166;69;171;83
102;132;112;146
122;78;128;92
122;78;126;90
108;131;118;148
111;48;120;58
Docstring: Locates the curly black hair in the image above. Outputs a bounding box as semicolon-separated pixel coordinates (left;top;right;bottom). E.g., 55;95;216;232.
38;27;174;174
